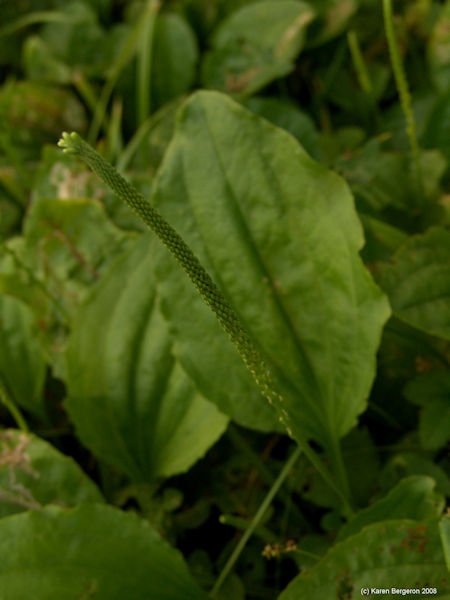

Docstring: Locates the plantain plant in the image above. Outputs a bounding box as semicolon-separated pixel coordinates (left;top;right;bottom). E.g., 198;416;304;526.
0;1;449;598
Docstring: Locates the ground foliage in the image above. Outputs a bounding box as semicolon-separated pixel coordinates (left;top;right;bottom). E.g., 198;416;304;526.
0;0;449;598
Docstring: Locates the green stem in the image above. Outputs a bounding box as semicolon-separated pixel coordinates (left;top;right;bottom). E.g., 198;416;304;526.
0;11;81;39
72;72;109;133
328;433;353;517
368;400;403;430
296;430;353;517
347;30;372;94
219;514;278;543
210;446;302;598
227;426;279;488
382;0;423;199
88;7;152;144
137;0;161;127
292;548;322;561
105;97;124;163
227;426;310;530
0;381;28;433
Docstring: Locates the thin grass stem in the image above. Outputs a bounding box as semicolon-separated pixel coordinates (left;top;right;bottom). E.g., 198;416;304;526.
105;97;124;163
137;0;161;127
88;6;152;144
219;514;278;543
0;381;28;433
328;432;353;517
382;0;423;199
347;30;372;94
0;11;81;39
210;446;302;598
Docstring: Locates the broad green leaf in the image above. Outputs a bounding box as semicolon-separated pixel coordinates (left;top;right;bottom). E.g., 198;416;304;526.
338;476;445;541
152;13;199;109
404;372;450;451
66;234;228;483
154;224;280;431
0;503;209;600
201;1;315;97
440;515;450;571
279;519;450;600
152;91;390;448
0;429;103;517
0;294;46;418
380;227;450;340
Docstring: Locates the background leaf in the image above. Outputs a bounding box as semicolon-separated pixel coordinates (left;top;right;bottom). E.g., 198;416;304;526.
299;428;380;511
0;429;103;517
428;0;450;93
422;90;450;162
245;96;321;160
306;0;358;47
378;452;450;499
380;226;450;340
279;519;449;599
151;13;199;109
0;184;137;378
0;295;46;418
0;503;209;599
0;81;86;162
201;1;315;97
337;475;445;541
403;371;450;451
66;234;228;483
152;90;390;449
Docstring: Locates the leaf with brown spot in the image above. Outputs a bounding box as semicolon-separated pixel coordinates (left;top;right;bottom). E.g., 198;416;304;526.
279;519;449;599
0;429;103;517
